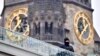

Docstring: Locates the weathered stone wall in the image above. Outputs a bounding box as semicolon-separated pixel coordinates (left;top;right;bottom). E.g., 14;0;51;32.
2;0;96;56
28;0;66;43
3;0;66;43
5;0;28;6
2;3;28;27
63;3;94;56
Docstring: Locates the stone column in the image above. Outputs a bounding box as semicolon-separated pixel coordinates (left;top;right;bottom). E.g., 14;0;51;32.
28;2;34;37
40;21;44;40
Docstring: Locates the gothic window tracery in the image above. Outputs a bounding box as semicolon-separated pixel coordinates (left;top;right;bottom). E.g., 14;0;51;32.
45;22;53;34
34;22;40;35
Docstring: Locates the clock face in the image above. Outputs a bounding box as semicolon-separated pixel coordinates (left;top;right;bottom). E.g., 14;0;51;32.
5;8;29;41
74;11;94;45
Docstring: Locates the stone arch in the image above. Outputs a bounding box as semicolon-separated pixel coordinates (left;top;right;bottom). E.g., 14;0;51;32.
45;10;54;22
33;11;41;22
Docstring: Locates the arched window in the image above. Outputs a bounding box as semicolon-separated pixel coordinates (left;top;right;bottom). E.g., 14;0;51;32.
80;0;89;4
34;22;40;35
48;22;53;34
45;22;53;34
45;22;48;33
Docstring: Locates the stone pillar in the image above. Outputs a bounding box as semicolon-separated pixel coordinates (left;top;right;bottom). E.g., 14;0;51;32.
40;21;44;40
28;2;34;37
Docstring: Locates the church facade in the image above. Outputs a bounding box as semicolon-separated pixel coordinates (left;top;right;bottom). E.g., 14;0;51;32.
0;0;98;56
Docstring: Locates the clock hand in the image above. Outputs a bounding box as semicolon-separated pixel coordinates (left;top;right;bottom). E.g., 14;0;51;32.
23;24;29;35
79;24;88;38
83;19;86;28
13;16;21;31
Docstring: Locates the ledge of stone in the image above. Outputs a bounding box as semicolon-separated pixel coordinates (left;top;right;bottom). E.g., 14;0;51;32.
63;0;93;12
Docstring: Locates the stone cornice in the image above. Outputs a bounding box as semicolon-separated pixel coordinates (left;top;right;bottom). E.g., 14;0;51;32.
63;0;94;12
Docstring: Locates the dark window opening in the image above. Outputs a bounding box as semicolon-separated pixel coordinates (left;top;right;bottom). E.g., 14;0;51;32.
45;22;48;33
48;22;53;34
45;22;53;34
80;0;89;4
84;0;89;4
34;22;40;35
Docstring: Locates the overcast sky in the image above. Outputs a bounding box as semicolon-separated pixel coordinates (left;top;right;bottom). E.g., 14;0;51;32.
92;0;100;37
0;0;4;15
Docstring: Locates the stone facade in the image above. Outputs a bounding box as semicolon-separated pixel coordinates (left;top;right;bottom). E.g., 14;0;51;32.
63;3;94;55
28;0;66;42
94;30;100;56
0;0;96;56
